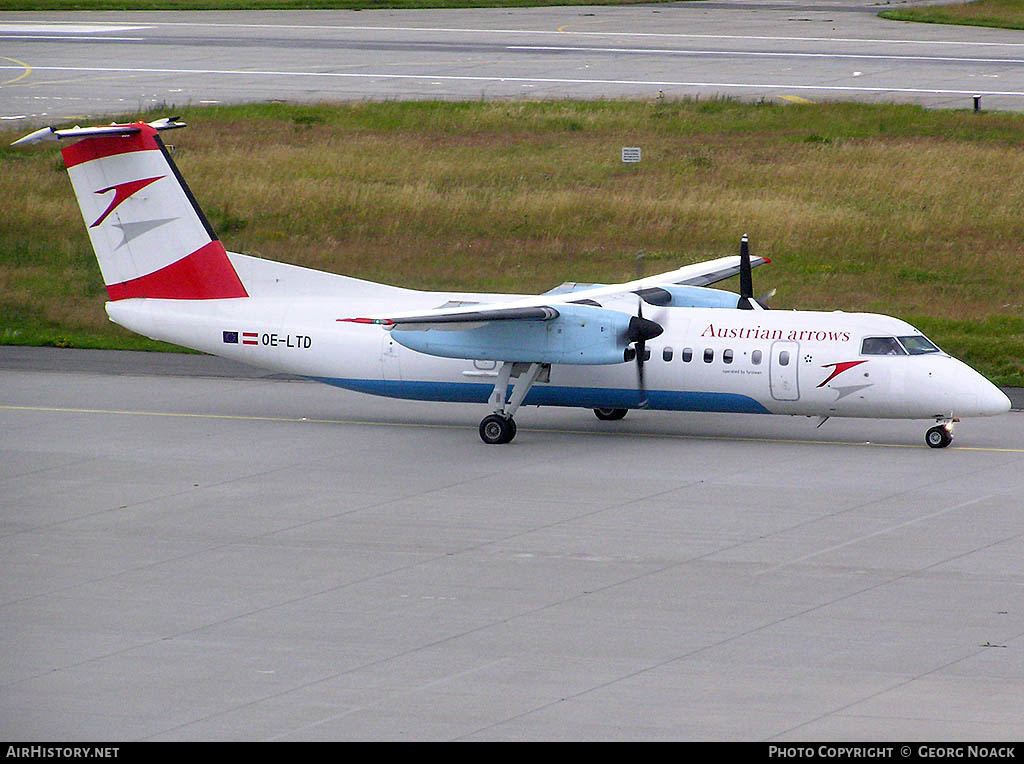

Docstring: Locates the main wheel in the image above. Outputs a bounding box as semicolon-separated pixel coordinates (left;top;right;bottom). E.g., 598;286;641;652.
925;425;953;449
594;408;628;421
480;414;516;444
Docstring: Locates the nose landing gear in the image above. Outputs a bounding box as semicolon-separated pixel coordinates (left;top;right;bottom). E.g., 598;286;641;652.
925;419;956;449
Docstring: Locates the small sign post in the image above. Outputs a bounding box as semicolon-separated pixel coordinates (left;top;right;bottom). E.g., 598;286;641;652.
621;147;641;164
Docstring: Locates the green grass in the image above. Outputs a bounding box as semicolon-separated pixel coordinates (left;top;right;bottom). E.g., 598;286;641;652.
3;99;1024;385
879;0;1024;31
0;0;677;9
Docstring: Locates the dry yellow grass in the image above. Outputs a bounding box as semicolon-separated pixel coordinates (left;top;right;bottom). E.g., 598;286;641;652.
2;100;1023;381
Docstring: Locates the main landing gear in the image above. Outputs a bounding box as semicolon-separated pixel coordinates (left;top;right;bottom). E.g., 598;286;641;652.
593;408;628;421
479;361;547;444
925;419;957;449
479;413;516;445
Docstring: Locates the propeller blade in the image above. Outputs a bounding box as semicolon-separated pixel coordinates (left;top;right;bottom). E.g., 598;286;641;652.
629;252;661;408
637;338;648;408
738;234;755;310
626;312;661;409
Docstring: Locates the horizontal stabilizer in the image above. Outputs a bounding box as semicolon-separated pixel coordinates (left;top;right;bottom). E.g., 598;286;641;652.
12;117;186;146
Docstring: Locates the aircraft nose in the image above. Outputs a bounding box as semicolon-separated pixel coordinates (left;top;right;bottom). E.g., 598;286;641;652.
980;383;1012;416
942;359;1012;417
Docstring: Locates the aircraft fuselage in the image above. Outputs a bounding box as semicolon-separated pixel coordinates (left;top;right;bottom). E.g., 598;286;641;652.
106;291;1010;423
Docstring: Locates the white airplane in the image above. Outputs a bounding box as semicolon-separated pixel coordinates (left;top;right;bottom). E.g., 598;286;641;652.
14;117;1011;447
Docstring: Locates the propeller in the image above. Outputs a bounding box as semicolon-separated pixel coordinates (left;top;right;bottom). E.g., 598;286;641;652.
737;234;773;310
626;311;663;408
628;253;664;408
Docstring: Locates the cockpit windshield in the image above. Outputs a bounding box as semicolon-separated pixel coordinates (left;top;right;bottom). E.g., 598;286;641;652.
897;335;941;355
861;337;906;356
861;335;941;356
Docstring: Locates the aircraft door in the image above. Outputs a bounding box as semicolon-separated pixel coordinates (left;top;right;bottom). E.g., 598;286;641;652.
769;340;800;401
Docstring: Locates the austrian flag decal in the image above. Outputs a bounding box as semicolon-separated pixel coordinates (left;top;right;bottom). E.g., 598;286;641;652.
223;331;259;346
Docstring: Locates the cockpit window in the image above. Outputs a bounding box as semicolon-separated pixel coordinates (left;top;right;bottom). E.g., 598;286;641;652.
861;336;907;356
898;335;940;355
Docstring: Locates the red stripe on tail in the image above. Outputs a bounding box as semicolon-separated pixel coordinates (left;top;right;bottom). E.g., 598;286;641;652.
105;241;249;301
61;123;161;169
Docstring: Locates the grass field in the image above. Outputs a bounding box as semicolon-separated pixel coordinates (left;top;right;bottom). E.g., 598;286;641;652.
879;0;1024;31
3;100;1024;385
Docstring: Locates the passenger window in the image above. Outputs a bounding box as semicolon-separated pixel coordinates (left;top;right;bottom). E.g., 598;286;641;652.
751;350;762;365
723;349;733;364
779;351;790;366
861;337;907;356
704;348;714;364
682;348;693;363
663;347;673;362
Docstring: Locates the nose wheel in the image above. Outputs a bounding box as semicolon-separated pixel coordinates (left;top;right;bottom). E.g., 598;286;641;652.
925;422;954;449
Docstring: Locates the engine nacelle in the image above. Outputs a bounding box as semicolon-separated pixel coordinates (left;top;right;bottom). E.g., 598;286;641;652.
391;304;635;365
638;284;740;309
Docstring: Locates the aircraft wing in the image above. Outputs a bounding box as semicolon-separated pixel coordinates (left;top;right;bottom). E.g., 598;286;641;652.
663;254;770;288
339;255;768;327
340;305;560;330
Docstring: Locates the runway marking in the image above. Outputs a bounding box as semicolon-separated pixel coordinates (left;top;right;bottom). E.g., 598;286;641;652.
779;95;815;104
506;45;1024;65
0;36;146;42
0;57;31;87
3;404;1023;452
4;65;1024;99
0;24;149;34
78;21;1024;49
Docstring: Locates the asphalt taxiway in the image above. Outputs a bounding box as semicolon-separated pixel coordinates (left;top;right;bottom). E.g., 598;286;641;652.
4;0;1024;124
2;347;1023;740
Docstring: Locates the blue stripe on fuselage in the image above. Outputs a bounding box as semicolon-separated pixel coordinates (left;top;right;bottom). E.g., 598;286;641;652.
307;377;771;414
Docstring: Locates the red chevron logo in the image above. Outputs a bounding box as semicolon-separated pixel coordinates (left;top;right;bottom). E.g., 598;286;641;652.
817;360;868;388
90;176;164;228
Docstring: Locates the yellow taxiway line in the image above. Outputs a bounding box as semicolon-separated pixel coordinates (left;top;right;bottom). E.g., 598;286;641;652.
3;404;1023;452
0;56;31;87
